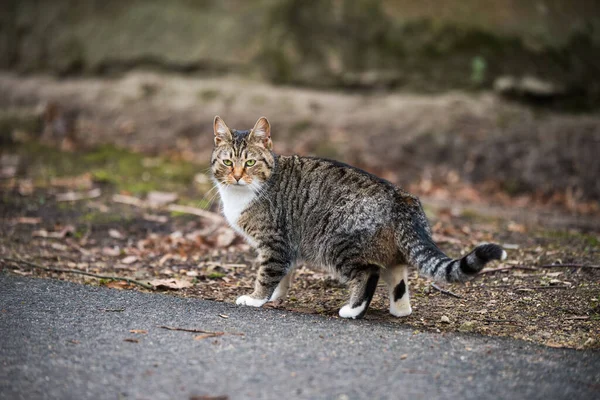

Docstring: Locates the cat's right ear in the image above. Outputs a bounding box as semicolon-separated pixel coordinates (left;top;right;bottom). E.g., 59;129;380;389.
213;116;232;146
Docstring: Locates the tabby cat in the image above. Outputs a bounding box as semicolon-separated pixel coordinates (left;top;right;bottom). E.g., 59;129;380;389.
212;116;506;319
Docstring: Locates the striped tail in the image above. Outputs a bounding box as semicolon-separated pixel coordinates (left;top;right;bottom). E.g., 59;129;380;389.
402;222;507;282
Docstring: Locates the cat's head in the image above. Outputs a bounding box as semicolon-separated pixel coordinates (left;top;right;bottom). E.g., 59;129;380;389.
211;116;275;188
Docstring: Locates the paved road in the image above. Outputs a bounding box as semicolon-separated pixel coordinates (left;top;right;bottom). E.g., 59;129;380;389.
0;274;598;400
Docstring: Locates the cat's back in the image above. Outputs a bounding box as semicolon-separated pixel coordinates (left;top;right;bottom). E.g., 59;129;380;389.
273;155;413;225
276;154;398;198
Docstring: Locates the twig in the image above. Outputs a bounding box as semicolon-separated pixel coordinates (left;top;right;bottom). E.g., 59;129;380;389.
516;285;570;290
0;256;155;290
564;316;589;320
430;283;462;299
166;204;224;224
540;263;600;269
158;325;243;336
480;265;539;274
479;266;514;274
484;319;520;324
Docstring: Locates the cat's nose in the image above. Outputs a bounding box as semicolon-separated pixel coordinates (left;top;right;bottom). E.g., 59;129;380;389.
233;167;244;182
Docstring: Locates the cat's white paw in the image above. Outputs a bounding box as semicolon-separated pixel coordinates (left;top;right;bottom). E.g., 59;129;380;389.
390;302;412;317
338;301;367;319
236;295;268;307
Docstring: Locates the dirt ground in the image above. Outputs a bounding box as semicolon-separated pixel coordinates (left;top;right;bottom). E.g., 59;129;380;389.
1;140;598;350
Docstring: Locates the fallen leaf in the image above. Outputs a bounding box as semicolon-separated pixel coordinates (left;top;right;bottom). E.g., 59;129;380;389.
212;227;236;248
219;314;229;319
109;229;124;239
0;166;16;178
56;188;101;202
50;242;68;251
148;279;193;290
121;255;138;265
32;225;75;238
147;191;178;207
15;217;41;225
50;173;93;189
124;338;139;343
190;395;229;400
143;213;168;223
104;281;132;289
18;179;34;196
194;333;224;340
102;246;121;257
400;354;408;360
112;194;144;207
507;222;526;233
129;329;148;334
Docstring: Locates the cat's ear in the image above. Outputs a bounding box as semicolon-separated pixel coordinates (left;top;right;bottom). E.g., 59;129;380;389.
213;116;232;146
249;116;272;150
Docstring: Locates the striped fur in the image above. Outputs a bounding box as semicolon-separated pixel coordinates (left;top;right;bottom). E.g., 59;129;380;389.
212;116;506;319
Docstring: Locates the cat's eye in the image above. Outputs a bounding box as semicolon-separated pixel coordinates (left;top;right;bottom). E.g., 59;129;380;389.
223;159;233;166
245;160;256;167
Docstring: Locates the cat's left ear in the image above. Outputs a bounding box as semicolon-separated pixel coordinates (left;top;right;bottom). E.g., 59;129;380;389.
249;116;272;150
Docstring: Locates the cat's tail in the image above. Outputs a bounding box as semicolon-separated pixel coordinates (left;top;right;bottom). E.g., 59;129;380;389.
401;221;507;282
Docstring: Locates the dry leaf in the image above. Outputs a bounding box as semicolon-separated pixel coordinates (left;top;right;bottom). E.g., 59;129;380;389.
400;354;408;360
129;329;148;334
18;179;34;196
121;255;138;265
109;229;124;239
112;194;144;207
32;225;74;238
507;222;526;233
212;227;236;248
56;188;101;202
124;338;139;343
147;191;178;207
104;281;132;289
50;242;68;251
218;314;229;319
194;333;224;340
143;213;168;223
149;278;193;290
15;217;41;225
102;246;121;257
50;173;93;189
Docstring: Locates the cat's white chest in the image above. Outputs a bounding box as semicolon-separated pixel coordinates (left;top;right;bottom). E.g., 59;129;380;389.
217;185;257;243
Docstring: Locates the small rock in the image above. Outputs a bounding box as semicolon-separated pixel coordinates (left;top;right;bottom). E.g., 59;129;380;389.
441;315;450;324
459;321;477;332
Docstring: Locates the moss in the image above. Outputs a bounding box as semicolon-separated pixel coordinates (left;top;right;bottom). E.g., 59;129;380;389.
289;120;312;134
18;142;202;195
542;230;599;248
198;89;220;102
207;272;226;279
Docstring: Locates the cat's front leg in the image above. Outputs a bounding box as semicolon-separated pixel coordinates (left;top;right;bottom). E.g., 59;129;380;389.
236;248;291;308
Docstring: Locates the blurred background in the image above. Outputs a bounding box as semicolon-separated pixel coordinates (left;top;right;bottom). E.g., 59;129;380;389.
1;0;600;351
1;0;600;217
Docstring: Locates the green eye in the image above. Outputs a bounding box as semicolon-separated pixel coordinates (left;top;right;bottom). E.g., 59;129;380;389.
223;159;233;166
245;159;256;167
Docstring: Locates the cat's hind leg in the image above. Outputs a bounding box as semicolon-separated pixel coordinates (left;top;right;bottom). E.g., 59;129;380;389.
382;264;412;317
338;264;380;319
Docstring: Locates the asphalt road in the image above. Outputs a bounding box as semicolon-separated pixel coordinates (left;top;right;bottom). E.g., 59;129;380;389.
1;273;598;400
